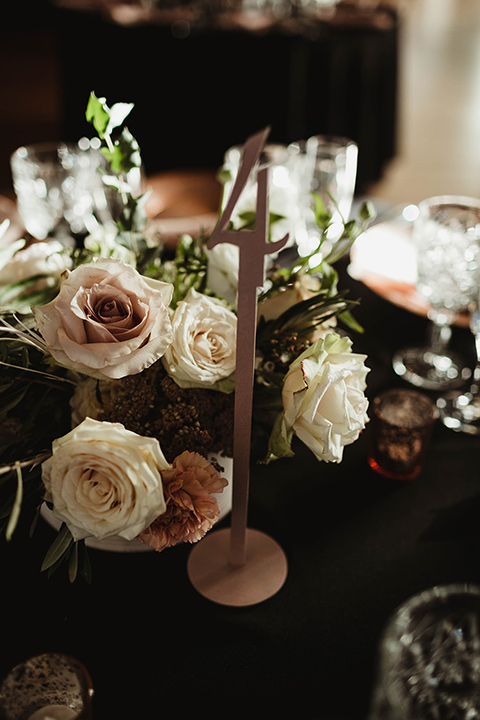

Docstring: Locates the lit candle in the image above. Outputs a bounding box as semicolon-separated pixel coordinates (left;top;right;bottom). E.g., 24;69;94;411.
28;705;78;720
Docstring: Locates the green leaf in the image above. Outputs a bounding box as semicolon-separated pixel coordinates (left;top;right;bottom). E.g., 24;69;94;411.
0;238;26;270
262;413;294;464
359;200;377;222
86;91;110;138
41;524;74;572
312;193;333;229
100;145;124;174
69;541;79;583
5;462;23;541
338;309;364;334
79;541;93;584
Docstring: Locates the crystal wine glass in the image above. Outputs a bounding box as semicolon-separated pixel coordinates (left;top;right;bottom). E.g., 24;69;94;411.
10;139;112;244
368;584;480;720
437;284;480;434
392;196;480;390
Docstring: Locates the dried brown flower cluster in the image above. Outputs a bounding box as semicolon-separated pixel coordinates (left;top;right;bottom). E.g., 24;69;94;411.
260;330;311;375
98;362;234;463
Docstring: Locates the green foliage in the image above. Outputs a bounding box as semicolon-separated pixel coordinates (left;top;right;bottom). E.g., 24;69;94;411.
86;92;146;241
41;522;92;584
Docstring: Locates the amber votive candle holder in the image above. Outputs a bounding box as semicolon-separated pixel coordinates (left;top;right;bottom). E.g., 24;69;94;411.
368;387;438;481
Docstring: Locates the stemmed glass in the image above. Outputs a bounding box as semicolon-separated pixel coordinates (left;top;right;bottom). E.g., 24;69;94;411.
392;196;480;390
437;284;480;434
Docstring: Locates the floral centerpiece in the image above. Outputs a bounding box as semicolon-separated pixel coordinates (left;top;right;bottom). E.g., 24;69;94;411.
0;93;374;582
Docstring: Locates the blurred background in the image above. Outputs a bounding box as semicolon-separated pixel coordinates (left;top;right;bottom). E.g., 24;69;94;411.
1;0;480;208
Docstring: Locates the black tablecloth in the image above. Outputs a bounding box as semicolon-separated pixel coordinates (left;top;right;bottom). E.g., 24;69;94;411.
3;249;480;718
50;2;399;193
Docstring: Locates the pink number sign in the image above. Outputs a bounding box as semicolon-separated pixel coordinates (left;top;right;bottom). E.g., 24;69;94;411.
187;128;289;606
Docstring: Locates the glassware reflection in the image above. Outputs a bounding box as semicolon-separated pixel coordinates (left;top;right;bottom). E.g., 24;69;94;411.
368;583;480;720
10;139;109;244
288;135;358;257
0;653;94;720
437;286;480;434
393;196;480;390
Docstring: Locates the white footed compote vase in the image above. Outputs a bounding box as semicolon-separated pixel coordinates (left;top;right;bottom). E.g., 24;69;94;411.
393;196;480;390
437;288;480;434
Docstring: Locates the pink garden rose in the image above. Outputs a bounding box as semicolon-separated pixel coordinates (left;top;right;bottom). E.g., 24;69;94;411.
33;258;173;379
139;451;228;551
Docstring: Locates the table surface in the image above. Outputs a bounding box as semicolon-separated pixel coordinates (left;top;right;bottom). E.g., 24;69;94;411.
2;247;480;719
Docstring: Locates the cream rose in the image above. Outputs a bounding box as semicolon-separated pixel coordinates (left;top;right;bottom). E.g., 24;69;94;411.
42;417;169;541
33;257;173;379
268;333;369;463
162;287;236;390
0;239;72;285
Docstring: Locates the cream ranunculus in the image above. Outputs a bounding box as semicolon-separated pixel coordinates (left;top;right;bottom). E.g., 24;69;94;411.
268;333;369;463
33;257;173;380
162;287;236;390
41;417;169;541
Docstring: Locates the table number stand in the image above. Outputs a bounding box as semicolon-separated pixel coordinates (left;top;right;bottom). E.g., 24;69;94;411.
187;128;289;606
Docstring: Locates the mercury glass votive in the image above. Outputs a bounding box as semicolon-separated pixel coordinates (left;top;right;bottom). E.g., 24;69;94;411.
368;388;438;481
0;653;94;720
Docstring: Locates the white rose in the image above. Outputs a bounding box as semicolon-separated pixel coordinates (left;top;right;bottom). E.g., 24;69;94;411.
269;333;369;463
33;257;174;380
162;287;236;390
205;243;272;308
0;239;72;286
205;243;239;306
42;417;169;541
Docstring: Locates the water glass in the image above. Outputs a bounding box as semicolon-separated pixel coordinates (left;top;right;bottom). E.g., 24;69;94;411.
306;134;358;220
368;387;438;481
0;652;94;719
368;584;480;720
221;142;301;249
10;140;108;242
287;134;358;256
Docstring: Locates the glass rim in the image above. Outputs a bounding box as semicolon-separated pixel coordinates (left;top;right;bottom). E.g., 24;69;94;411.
378;583;480;713
0;652;94;718
372;388;438;428
387;582;480;620
10;140;93;164
417;194;480;213
305;134;358;155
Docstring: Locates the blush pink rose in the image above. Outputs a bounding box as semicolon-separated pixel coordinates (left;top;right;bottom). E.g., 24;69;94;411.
139;451;228;551
33;258;173;379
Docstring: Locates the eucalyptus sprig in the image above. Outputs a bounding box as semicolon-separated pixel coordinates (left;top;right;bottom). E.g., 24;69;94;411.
86;92;148;254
